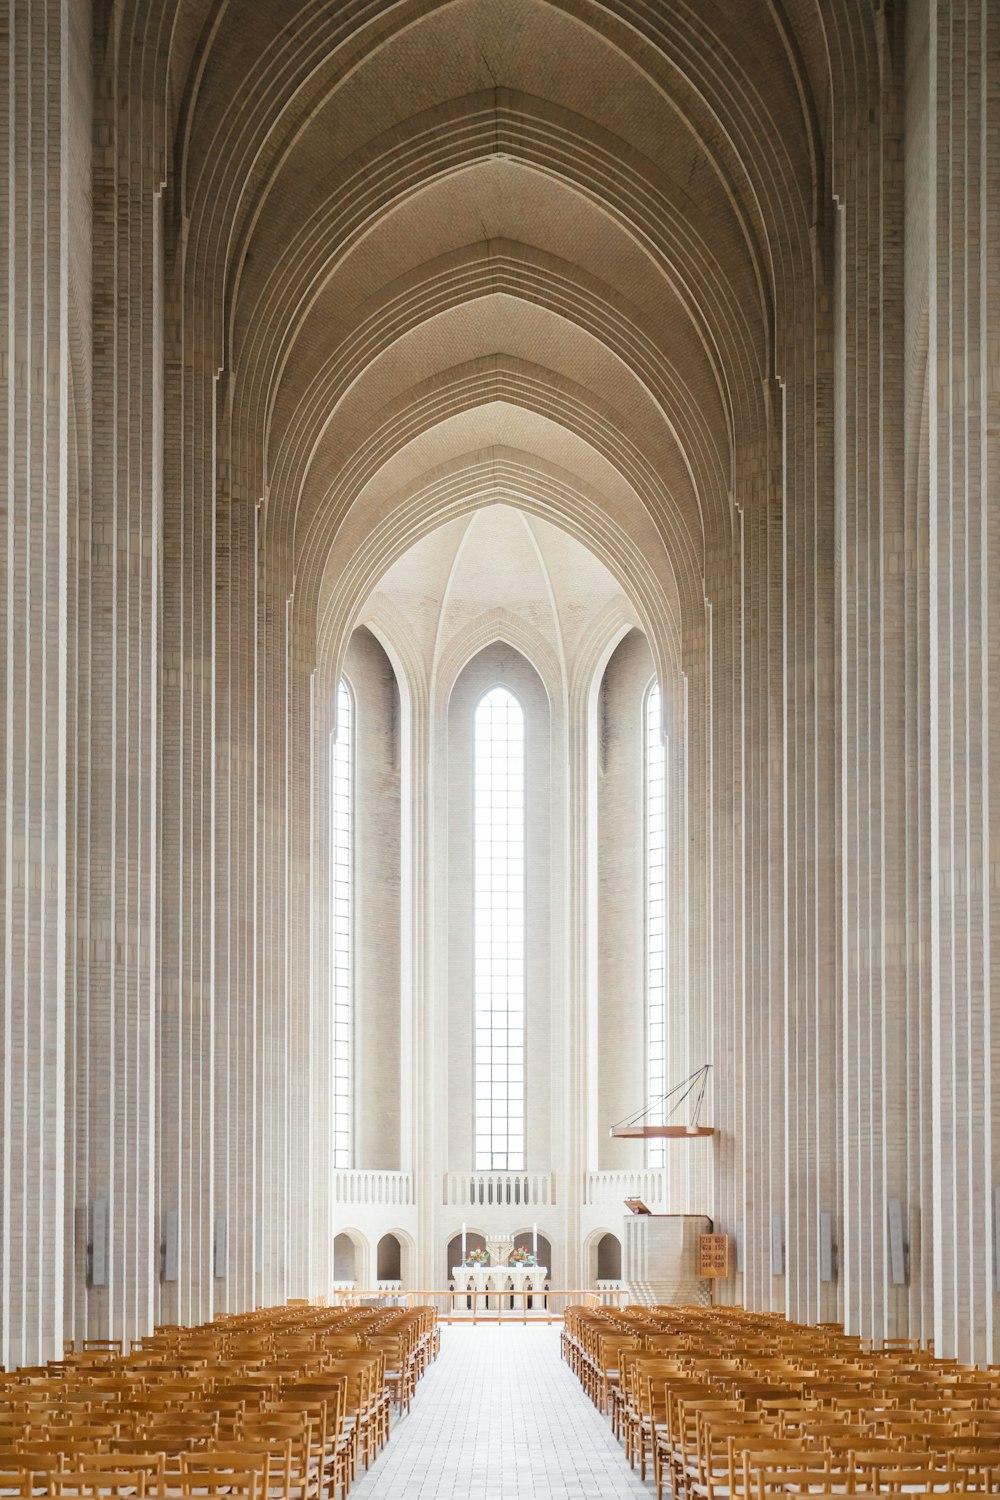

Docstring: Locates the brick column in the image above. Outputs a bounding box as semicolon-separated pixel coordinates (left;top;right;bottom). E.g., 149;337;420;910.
0;0;72;1371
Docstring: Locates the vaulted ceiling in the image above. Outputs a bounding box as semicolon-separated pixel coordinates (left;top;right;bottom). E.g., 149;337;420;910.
121;0;860;684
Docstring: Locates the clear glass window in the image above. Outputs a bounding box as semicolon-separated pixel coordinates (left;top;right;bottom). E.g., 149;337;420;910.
473;687;526;1170
646;682;667;1169
331;679;353;1170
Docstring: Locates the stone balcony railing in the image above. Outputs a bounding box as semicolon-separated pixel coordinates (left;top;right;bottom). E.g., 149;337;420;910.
584;1169;667;1207
443;1171;555;1208
332;1170;413;1207
332;1168;665;1211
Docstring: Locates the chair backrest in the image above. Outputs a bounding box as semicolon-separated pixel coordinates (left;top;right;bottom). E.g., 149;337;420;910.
279;1381;346;1441
182;1445;283;1497
49;1469;149;1497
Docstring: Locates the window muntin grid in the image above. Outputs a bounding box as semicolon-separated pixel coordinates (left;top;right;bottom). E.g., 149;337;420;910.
646;682;666;1170
331;679;353;1171
473;686;526;1170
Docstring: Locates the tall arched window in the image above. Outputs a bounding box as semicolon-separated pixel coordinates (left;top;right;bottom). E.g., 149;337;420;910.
474;687;525;1170
330;679;353;1170
645;682;667;1169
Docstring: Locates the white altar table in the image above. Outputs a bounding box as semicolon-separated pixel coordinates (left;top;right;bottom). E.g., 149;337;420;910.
451;1265;548;1311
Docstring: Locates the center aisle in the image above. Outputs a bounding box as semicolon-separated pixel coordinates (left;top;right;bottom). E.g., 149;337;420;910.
350;1323;650;1499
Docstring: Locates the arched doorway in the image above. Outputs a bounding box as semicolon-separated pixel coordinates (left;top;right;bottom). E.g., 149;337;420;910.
377;1232;402;1283
597;1232;622;1281
333;1229;368;1288
584;1228;624;1289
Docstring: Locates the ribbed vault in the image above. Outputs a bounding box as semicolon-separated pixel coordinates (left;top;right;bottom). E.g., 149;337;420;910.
139;0;837;674
315;449;682;693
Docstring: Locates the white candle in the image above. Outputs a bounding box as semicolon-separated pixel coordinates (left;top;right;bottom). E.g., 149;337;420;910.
461;1222;467;1263
532;1221;538;1258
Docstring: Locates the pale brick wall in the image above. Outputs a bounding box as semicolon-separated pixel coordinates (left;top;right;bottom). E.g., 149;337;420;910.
1;0;997;1365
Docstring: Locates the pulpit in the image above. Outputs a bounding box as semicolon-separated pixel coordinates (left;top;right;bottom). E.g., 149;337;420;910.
623;1212;712;1305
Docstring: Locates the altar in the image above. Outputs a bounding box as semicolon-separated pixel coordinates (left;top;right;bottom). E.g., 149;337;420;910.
451;1265;548;1310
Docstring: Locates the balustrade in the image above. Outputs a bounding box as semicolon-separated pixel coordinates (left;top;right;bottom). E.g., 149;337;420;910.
332;1168;664;1210
332;1170;413;1206
443;1171;555;1207
584;1169;666;1206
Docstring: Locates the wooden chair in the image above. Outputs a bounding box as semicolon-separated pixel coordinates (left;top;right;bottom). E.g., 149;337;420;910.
736;1440;827;1500
169;1468;258;1500
624;1356;682;1477
47;1469;149;1498
362;1332;412;1416
751;1459;840;1497
941;1443;1000;1493
40;1428;121;1451
0;1471;32;1498
274;1385;348;1500
655;1384;721;1500
591;1335;640;1416
237;1415;314;1500
59;1456;166;1499
323;1360;384;1477
848;1448;954;1493
672;1403;748;1499
181;1447;287;1500
686;1421;769;1500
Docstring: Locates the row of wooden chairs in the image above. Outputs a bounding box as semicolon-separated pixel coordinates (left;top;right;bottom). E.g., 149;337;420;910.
563;1303;1000;1496
0;1301;439;1499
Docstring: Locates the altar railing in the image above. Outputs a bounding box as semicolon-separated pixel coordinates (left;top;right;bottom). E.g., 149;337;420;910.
329;1286;626;1323
443;1171;555;1207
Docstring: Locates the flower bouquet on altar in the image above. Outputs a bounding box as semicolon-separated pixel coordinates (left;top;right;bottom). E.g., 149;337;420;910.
508;1245;536;1266
464;1246;489;1266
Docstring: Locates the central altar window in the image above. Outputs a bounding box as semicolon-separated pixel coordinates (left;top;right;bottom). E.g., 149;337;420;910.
473;686;525;1170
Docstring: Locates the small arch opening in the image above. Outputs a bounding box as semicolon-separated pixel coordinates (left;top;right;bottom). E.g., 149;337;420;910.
334;1232;358;1283
376;1232;402;1282
597;1232;623;1281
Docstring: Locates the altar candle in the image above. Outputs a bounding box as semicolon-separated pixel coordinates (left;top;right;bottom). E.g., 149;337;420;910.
532;1221;538;1258
461;1222;467;1264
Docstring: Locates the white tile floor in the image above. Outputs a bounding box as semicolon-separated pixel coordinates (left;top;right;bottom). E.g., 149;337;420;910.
350;1323;652;1498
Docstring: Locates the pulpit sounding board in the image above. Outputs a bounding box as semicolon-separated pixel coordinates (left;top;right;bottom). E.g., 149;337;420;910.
609;1062;715;1139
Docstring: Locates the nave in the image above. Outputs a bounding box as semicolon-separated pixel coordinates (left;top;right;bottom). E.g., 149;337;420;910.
3;0;999;1372
351;1325;647;1500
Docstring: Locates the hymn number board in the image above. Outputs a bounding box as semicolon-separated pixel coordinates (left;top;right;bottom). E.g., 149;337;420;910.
697;1233;730;1278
